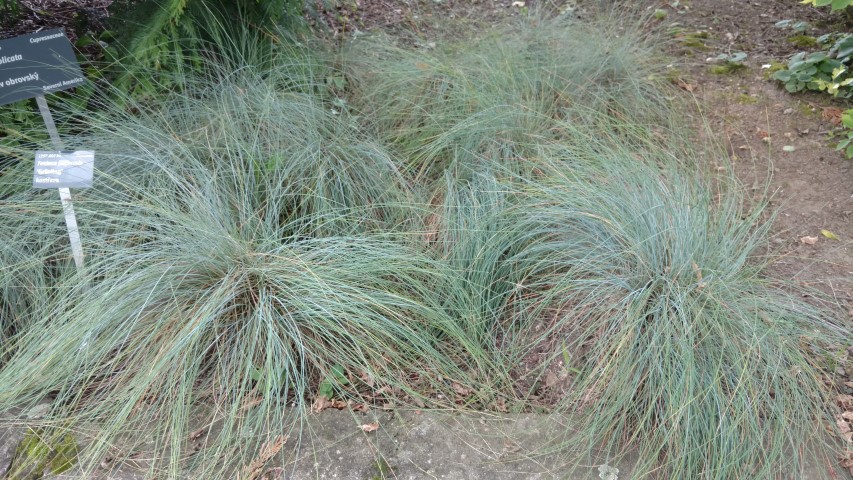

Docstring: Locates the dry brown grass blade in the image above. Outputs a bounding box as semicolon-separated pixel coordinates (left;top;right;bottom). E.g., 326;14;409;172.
237;435;287;480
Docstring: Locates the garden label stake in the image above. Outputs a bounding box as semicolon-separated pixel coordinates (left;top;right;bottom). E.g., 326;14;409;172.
0;29;90;269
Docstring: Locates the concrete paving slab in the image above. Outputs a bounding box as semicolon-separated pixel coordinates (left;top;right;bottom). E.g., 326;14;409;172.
0;407;845;479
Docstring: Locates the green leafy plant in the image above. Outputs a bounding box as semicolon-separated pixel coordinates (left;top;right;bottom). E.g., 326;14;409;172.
0;0;20;28
801;0;853;12
836;109;853;157
772;34;853;97
105;0;305;99
775;19;811;32
317;365;349;399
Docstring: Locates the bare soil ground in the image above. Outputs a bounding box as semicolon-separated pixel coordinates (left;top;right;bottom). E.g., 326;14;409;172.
663;0;853;305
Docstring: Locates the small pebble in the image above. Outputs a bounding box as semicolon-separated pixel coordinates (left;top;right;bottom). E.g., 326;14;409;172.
783;108;794;115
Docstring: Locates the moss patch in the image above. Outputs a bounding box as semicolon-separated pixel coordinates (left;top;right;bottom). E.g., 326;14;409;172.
5;428;78;480
788;34;819;48
736;93;759;104
710;62;748;75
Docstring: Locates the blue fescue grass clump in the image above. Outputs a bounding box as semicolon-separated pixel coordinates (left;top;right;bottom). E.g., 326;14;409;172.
0;36;498;477
0;66;497;476
343;15;665;186
0;9;848;480
506;127;848;478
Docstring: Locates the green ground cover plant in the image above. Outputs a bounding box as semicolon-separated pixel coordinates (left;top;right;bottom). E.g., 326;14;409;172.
802;0;853;12
771;5;853;159
0;6;849;480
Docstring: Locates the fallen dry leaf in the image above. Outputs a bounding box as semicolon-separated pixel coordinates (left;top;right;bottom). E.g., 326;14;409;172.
359;371;375;387
824;106;844;125
311;396;347;413
756;128;770;139
837;416;851;434
676;79;697;92
822;229;840;240
360;422;380;433
800;236;819;245
261;468;284;480
544;371;559;388
374;385;393;396
451;382;472;397
837;394;853;409
841;453;853;479
241;395;263;412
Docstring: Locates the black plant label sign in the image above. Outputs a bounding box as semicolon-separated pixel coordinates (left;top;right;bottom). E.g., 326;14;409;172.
0;28;85;106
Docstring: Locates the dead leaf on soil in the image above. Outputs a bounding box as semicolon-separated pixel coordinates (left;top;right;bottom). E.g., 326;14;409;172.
676;79;697;92
837;394;853;409
838;416;851;431
840;453;853;476
822;229;840;240
261;467;284;480
359;371;375;387
823;107;844;125
241;394;263;412
544;371;559;388
451;382;472;397
800;236;819;245
311;396;347;413
360;422;380;433
756;128;770;139
189;427;206;441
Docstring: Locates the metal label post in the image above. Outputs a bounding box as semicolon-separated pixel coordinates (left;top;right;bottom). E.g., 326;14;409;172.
35;95;84;269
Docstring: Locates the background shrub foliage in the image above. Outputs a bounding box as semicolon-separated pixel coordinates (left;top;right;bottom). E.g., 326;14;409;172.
0;3;849;480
